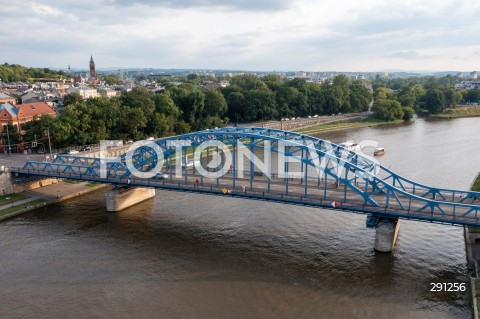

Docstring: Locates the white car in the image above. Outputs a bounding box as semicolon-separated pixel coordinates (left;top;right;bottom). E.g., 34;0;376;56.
67;149;79;155
146;137;155;141
155;172;169;179
313;114;319;118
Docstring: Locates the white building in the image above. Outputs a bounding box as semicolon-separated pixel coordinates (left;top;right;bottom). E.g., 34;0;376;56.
67;87;99;99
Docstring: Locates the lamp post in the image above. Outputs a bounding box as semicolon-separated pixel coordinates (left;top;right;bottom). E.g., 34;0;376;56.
45;128;52;159
5;124;11;156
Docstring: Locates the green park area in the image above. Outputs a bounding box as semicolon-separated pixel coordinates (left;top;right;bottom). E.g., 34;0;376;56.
431;106;480;119
0;199;46;217
0;193;28;206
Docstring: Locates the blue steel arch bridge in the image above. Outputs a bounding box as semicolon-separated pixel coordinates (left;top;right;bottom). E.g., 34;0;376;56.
11;127;480;228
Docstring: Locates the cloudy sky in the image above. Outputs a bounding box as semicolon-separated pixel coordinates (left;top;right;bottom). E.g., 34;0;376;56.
1;0;479;71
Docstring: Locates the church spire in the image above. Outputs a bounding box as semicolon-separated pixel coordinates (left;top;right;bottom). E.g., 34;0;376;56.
89;55;96;81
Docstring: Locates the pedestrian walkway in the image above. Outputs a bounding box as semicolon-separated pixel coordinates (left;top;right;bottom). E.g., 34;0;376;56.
0;197;40;211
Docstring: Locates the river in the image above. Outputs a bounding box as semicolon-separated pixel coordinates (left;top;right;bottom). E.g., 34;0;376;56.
1;117;480;318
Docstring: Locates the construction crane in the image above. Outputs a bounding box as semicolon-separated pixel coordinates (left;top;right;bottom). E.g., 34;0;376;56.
27;77;73;96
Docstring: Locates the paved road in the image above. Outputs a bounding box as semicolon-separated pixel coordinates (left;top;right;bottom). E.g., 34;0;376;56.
0;153;51;168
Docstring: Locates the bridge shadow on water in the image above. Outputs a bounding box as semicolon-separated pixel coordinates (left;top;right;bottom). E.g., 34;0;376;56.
15;187;469;311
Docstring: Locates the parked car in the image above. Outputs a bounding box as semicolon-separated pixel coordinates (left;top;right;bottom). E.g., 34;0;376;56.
155;172;169;179
313;114;319;118
146;137;155;141
66;149;79;155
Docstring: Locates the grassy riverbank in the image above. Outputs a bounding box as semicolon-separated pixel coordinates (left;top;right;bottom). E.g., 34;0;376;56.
0;193;28;205
295;116;404;134
431;106;480;119
472;174;480;192
0;199;46;217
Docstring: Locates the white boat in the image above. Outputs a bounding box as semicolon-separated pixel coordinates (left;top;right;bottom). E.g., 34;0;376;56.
339;142;361;152
374;147;385;156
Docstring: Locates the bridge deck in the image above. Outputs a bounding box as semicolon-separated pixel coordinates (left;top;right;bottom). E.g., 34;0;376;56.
11;166;480;227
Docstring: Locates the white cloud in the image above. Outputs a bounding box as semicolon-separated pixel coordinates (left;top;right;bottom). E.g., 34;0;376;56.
0;0;479;71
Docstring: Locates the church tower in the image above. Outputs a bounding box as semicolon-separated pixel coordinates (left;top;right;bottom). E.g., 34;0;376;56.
89;55;96;80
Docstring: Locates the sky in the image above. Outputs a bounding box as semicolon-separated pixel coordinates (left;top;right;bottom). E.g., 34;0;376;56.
1;0;479;72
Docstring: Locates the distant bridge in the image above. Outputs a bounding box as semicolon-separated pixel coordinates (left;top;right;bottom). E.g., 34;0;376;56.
11;127;480;229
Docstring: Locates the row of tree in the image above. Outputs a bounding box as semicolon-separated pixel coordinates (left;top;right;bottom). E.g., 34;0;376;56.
0;63;67;82
19;75;373;149
16;73;480;149
221;74;371;122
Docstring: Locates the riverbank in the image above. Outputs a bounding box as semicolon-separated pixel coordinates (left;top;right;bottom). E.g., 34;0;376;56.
431;106;480;119
465;172;480;319
295;116;404;134
0;181;109;222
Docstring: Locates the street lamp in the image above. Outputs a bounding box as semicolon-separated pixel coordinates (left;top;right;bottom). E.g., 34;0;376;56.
5;124;11;156
44;127;52;159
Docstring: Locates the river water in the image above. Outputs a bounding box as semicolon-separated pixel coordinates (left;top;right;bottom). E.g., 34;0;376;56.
1;117;480;319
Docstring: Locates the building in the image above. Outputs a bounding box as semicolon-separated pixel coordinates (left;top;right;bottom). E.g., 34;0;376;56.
66;87;99;99
20;92;40;104
90;55;96;81
0;102;56;133
455;81;480;90
0;93;16;104
87;55;100;85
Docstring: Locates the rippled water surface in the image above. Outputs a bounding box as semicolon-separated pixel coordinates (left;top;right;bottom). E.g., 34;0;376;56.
1;117;480;318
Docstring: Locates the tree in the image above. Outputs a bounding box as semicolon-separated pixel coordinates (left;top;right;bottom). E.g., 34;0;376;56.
187;73;199;81
425;88;446;113
63;93;83;107
204;90;227;117
124;107;147;140
154;91;180;118
396;86;416;108
464;89;480;103
226;92;246;123
230;74;267;91
443;88;462;107
373;99;404;121
402;107;415;120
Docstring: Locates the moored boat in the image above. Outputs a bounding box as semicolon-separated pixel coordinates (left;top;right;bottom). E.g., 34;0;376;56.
374;147;385;156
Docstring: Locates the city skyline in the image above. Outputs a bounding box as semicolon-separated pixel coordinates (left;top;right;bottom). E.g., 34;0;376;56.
1;0;479;71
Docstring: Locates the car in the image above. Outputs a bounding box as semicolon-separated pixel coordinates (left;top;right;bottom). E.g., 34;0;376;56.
80;147;92;152
296;117;301;120
125;140;133;144
308;115;312;118
146;137;155;141
66;149;79;155
155;172;168;179
285;118;289;121
291;117;296;120
313;114;319;118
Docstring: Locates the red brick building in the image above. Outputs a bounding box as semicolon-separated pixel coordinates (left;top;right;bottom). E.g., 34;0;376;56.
0;102;56;133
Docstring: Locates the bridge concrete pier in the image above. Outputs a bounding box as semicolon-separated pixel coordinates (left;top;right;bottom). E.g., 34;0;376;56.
106;187;155;212
374;219;400;252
